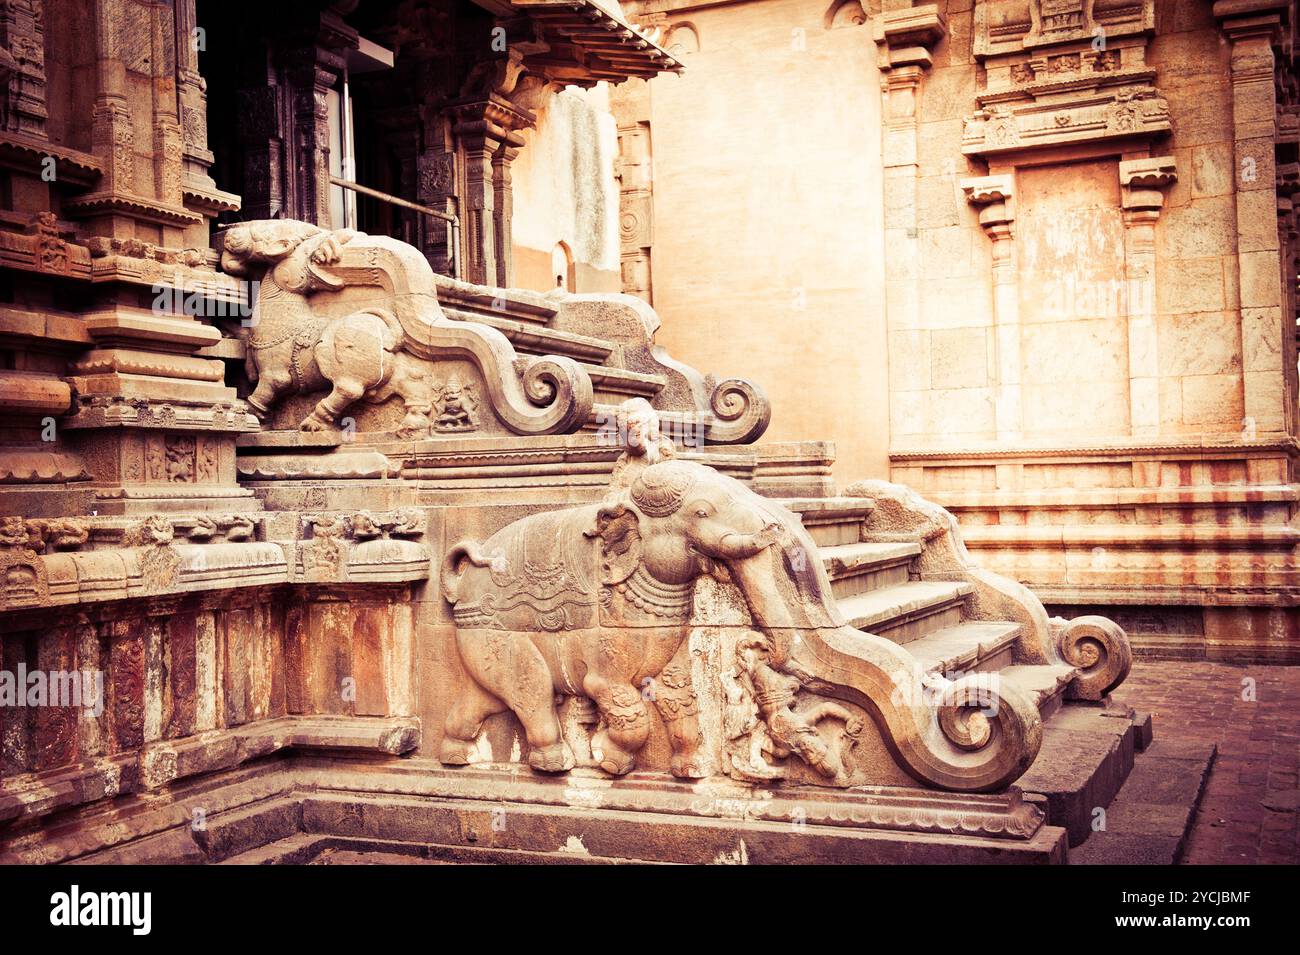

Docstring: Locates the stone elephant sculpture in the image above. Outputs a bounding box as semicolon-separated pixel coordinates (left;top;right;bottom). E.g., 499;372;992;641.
440;458;1046;792
439;458;788;777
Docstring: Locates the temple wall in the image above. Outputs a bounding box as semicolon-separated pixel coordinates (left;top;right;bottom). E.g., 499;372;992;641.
615;0;891;484
0;587;417;824
511;87;622;294
887;2;1257;448
618;0;1300;661
883;0;1300;662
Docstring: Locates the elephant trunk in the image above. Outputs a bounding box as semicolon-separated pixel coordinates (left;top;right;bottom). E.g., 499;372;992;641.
712;523;782;560
725;525;844;664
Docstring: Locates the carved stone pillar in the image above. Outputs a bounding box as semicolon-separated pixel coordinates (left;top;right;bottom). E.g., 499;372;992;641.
286;54;343;227
612;76;654;303
89;0;134;205
1278;161;1300;435
0;0;46;136
70;0;212;243
451;95;531;287
874;5;947;445
457;124;497;287
962;175;1020;441
279;12;355;227
173;0;237;219
492;143;520;288
1118;157;1176;438
416;138;456;276
1217;1;1289;435
236;82;284;221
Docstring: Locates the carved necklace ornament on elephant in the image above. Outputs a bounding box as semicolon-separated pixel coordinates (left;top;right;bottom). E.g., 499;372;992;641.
439;459;806;779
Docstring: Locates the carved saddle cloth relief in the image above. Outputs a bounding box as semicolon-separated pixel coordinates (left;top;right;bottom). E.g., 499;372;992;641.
474;510;600;632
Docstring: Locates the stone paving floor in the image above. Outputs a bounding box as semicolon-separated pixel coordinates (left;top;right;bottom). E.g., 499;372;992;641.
1112;660;1300;864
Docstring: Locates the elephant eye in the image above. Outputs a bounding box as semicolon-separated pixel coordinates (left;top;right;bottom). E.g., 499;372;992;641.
694;505;711;518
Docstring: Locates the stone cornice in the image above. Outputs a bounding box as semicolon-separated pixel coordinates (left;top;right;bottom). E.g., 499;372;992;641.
962;78;1170;156
62;192;205;227
873;4;947;71
0;132;102;185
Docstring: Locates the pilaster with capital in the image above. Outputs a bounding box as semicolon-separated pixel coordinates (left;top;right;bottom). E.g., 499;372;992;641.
1118;157;1177;437
451;95;532;288
1216;0;1291;435
962;175;1020;441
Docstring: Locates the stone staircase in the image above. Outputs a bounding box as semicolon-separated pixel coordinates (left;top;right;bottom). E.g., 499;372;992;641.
784;495;1150;848
434;279;727;438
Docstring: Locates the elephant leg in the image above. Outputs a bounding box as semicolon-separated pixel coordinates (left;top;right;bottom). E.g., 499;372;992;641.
391;361;432;435
584;673;650;776
439;677;508;765
653;647;707;779
246;365;292;419
302;375;367;432
457;630;573;773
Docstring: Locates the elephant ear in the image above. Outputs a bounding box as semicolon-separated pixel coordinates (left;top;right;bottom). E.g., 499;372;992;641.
586;502;642;585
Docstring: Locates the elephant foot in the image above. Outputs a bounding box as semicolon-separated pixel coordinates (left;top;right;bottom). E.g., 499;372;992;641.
591;731;637;776
397;411;431;438
528;740;575;774
438;735;478;766
300;410;336;432
670;752;709;779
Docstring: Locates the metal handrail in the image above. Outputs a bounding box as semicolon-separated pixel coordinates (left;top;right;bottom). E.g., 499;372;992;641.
328;175;460;278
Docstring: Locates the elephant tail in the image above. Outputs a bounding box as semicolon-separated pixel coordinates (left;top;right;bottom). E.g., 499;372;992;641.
441;540;492;604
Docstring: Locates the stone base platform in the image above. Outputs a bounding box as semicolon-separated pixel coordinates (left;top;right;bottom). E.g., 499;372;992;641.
1015;703;1153;847
25;758;1069;865
1071;740;1217;865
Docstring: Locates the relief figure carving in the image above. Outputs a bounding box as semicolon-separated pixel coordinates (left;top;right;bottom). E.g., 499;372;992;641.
440;409;1047;791
218;220;592;438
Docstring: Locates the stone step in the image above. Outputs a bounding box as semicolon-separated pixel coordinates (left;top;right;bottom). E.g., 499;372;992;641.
1068;739;1216;864
784;497;875;547
583;364;664;404
902;621;1021;676
998;664;1078;722
442;305;613;363
1015;704;1153;848
836;579;973;643
819;540;919;597
295;783;1065;864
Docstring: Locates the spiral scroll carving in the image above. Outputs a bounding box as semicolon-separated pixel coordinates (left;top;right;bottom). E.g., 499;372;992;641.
935;675;1042;777
1056;614;1132;701
788;625;1044;792
706;378;771;444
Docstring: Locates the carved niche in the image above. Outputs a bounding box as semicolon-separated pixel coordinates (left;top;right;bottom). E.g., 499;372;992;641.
964;0;1166;156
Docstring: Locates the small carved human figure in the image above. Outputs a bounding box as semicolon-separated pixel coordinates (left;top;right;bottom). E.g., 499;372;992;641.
608;397;676;495
146;442;165;482
722;655;785;783
727;631;863;786
433;375;477;432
